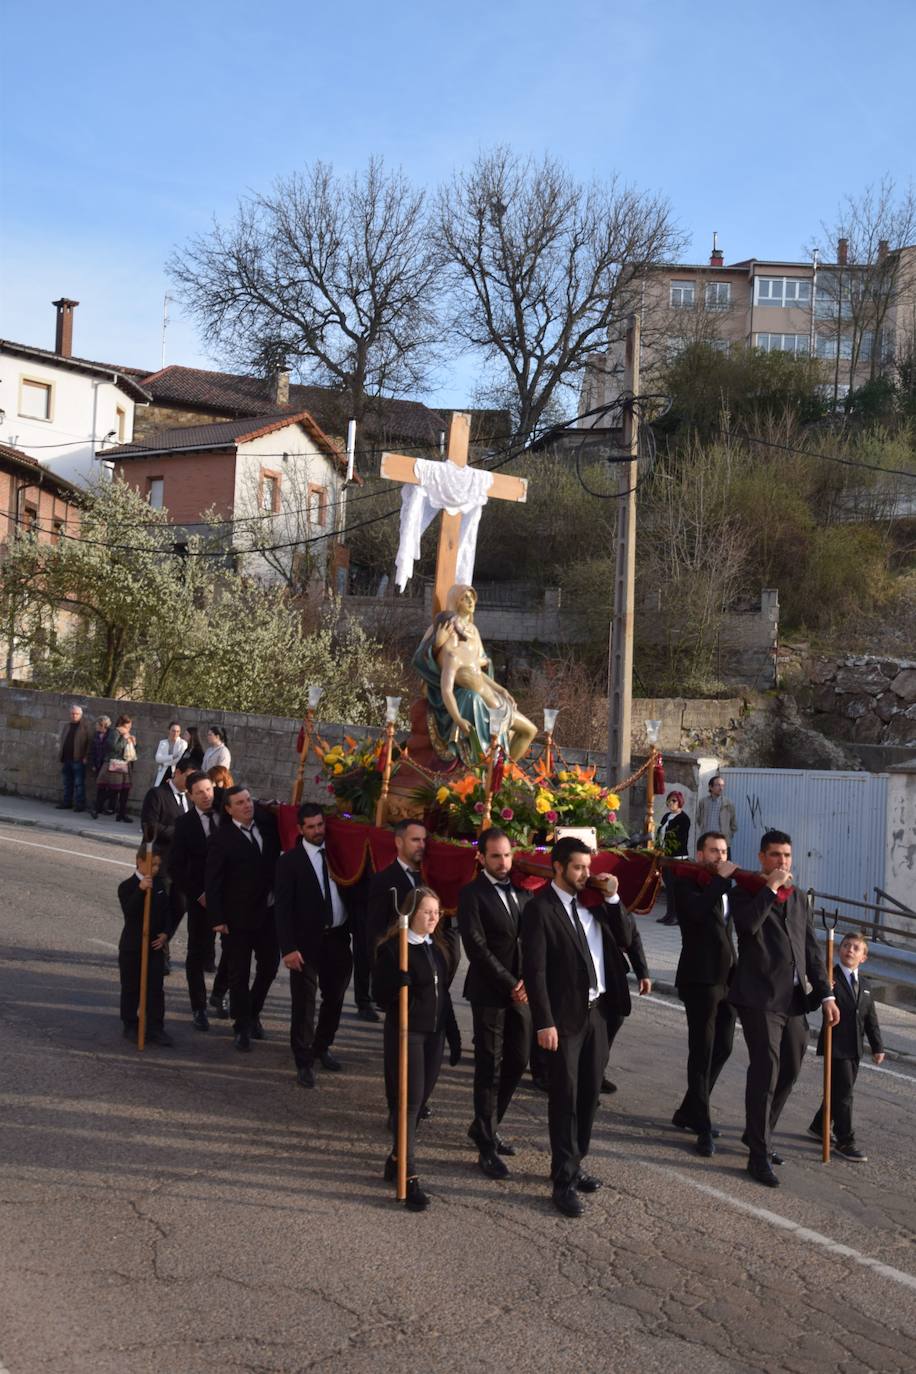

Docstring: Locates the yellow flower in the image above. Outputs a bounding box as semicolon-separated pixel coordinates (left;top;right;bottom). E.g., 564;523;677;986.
535;792;553;815
333;763;344;775
435;785;450;804
606;793;621;810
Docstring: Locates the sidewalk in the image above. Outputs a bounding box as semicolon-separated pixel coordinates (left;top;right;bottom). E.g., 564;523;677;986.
2;792;914;1062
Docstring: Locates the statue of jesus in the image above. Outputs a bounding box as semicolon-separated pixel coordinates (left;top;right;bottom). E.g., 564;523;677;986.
412;584;537;763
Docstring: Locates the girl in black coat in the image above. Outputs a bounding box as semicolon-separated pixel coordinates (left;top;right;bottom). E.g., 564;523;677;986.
372;885;458;1212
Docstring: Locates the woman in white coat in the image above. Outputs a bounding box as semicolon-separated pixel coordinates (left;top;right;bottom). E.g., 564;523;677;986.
154;721;188;786
201;725;231;775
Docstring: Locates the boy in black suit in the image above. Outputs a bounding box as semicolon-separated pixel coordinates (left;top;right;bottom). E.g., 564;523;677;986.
809;932;884;1162
458;826;531;1180
118;848;171;1045
522;836;649;1218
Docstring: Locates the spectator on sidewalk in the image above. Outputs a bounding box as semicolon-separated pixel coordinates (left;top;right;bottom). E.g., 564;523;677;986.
93;715;138;823
88;715;113;814
697;776;737;852
154;721;188;786
656;791;691;925
184;725;205;770
56;704;91;812
202;726;231;775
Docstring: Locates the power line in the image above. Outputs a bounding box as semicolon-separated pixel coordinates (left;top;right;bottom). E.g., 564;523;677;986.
732;431;916;481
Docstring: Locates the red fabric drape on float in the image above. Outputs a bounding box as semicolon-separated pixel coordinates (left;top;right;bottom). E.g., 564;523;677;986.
275;808;769;914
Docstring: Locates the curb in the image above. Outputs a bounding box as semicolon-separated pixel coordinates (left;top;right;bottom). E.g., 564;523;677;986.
0;811;139;852
643;978;915;1067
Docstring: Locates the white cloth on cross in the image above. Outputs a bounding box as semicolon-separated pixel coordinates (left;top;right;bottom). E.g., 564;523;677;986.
394;458;495;592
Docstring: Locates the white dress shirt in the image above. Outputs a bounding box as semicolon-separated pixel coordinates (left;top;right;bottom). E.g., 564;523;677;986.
551;881;607;1000
167;780;188;813
195;804;217;835
301;838;347;927
484;869;515;913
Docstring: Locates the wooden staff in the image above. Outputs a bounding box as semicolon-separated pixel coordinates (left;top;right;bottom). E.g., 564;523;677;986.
644;744;657;845
136;828;155;1052
821;908;838;1163
291;708;316;806
375;718;397;827
478;732;500;832
397;899;409;1202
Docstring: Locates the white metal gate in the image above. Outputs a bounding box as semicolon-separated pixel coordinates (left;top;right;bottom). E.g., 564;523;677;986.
722;768;887;912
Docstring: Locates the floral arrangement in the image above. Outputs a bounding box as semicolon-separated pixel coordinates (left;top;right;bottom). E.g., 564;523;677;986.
317;735;398;817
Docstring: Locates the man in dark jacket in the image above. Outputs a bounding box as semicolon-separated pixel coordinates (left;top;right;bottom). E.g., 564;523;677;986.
729;829;838;1188
169;770;229;1030
141;758;195;936
57;704;91;812
671;831;737;1156
274;803;354;1088
205;786;281;1052
458;827;531;1180
118;848;171;1045
522;837;650;1218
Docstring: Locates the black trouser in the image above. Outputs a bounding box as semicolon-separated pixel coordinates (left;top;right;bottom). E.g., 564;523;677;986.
118;942;165;1032
810;1057;859;1146
547;998;610;1189
468;1000;532;1151
289;926;353;1067
676;983;736;1132
159;867;186;939
737;1002;808;1163
225;917;280;1031
185;901;228;1011
384;1016;445;1177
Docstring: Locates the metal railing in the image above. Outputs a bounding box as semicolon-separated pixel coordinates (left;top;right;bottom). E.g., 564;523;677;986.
806;888;916;950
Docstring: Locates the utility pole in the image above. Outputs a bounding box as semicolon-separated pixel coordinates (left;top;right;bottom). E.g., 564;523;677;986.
607;313;640;802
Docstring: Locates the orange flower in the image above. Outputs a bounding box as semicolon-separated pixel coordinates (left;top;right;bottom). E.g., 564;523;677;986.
452;774;478;801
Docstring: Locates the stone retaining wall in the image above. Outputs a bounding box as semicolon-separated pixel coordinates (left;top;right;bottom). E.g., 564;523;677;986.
801;656;916;747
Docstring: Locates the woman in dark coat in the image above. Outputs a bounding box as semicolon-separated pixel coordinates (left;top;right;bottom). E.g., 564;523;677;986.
372;885;459;1212
94;714;138;823
656;790;691;925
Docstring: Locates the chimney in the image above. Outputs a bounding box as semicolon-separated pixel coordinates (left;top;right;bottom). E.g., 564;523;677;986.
52;297;79;357
837;237;848;267
878;239;889;261
272;366;290;408
709;231;724;267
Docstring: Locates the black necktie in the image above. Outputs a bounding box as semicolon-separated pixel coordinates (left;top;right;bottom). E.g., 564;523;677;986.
318;846;334;928
203;812;212;836
497;881;520;922
570;896;599;995
242;825;260;852
850;972;859;1001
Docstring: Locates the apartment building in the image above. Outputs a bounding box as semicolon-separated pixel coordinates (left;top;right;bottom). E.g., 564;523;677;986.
582;236;916;413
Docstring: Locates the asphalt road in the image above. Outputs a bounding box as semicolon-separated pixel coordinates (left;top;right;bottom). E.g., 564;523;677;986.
1;820;915;1374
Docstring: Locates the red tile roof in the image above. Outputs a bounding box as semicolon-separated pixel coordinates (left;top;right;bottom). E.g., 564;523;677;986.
138;365;446;445
103;411;347;469
0;340;152;402
0;441;81;497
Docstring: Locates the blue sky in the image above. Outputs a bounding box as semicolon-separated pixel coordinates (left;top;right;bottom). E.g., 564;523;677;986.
2;0;914;408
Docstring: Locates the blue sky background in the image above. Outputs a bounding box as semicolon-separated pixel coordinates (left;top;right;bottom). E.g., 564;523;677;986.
1;0;913;408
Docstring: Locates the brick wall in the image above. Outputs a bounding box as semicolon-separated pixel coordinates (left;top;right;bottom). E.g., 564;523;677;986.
114;450;237;524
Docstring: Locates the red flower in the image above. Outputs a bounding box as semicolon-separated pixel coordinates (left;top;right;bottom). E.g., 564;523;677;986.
500;807;514;820
473;801;485;814
607;811;617;823
546;809;559;823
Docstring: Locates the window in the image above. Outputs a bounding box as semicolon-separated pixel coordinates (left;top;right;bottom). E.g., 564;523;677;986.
816;332;872;362
259;470;281;514
23;505;38;536
147;477;164;509
754;333;810;356
670;281;695;308
814;272;854;320
19;378;53;420
51;520;64;545
307;484;328;527
115;407;127;442
755;277;811;308
709;338;730;353
705;281;731;310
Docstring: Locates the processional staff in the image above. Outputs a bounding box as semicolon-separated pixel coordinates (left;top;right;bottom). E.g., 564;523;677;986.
136;824;156;1052
821;906;839;1164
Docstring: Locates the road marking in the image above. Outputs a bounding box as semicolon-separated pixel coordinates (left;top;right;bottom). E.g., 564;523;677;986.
640;993;915;1082
88;937;119;951
667;1170;916;1292
0;832;133;868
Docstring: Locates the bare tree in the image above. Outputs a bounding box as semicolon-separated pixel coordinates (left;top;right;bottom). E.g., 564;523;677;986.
436;147;681;434
169;159;443;419
812;177;916;402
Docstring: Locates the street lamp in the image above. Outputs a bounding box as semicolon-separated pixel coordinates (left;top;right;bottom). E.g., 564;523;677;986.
292;684;324;804
376;696;403;825
543;706;559;774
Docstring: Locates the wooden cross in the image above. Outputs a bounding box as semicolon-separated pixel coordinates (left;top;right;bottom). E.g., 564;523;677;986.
380;412;527;616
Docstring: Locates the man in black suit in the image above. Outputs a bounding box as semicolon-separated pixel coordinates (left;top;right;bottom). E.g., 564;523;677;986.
141;757;195;938
808;932;884;1162
458;826;531;1180
671;831;737;1156
522;836;650;1218
729;829;838;1187
170;770;229;1030
274;802;354;1088
367;817;462;1072
205;785;281;1052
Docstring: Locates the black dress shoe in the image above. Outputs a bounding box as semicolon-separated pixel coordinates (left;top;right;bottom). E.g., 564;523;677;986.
55;802;73;809
249;1018;265;1041
747;1158;780;1187
209;995;230;1019
319;1050;342;1071
73;806;85;813
656;914;678;925
696;1131;716;1157
740;1130;780;1163
383;1153;397;1182
448;1041;462;1067
405;1177;430;1212
146;1029;174;1047
600;1077;617;1094
89;809;99;819
297;1064;315;1088
234;1029;252;1052
478;1151;510;1180
673;1113;720;1137
552;1184;584;1217
357;1004;381;1023
192;1009;210;1032
419;1103;432;1120
574;1172;603;1193
495;1134;516;1157
835;1142;867;1162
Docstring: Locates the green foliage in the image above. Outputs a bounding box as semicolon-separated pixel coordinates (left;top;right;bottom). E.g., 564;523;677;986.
657;344;827;442
0;479;404;721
